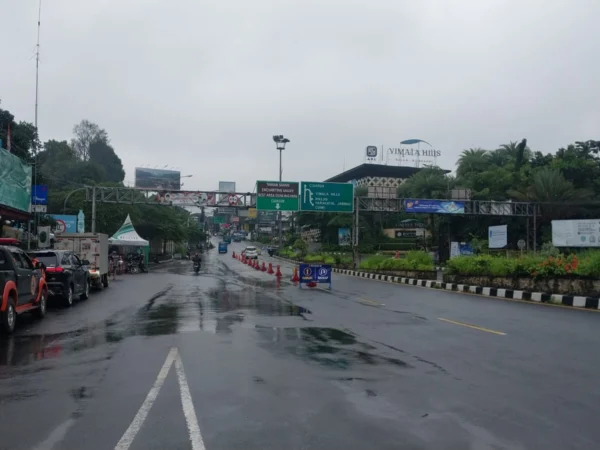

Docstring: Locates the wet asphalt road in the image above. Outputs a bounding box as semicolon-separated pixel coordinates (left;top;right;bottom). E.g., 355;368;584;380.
1;241;600;449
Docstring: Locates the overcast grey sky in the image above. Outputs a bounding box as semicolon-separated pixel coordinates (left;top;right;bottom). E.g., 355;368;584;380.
2;0;599;192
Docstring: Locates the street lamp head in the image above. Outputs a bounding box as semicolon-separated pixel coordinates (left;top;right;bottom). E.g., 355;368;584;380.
273;135;290;150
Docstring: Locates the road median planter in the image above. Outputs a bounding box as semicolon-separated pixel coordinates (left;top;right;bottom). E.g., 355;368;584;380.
443;274;600;298
360;268;437;280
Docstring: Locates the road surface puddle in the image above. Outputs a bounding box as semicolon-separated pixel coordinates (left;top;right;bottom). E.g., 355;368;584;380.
256;326;413;370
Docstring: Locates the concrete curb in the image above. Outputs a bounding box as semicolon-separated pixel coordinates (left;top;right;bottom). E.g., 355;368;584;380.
332;268;600;311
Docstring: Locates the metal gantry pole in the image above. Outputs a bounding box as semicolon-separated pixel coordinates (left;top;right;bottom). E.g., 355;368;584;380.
352;196;360;269
533;204;537;253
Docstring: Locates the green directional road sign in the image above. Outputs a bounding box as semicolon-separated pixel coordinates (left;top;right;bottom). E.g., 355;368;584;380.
256;180;299;211
213;215;225;224
300;181;354;213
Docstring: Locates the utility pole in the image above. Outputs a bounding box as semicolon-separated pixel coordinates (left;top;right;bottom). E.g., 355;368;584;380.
272;135;290;247
31;0;42;250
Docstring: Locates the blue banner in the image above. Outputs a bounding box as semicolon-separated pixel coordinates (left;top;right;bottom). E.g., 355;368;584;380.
51;214;77;233
32;185;48;205
404;199;464;214
299;263;332;290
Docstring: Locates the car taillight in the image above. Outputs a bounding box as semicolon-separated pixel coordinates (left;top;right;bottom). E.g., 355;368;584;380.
46;267;64;273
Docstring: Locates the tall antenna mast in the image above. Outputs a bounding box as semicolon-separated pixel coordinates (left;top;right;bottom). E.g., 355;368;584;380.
35;0;41;130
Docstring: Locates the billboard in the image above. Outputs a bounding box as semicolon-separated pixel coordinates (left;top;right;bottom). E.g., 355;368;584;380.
218;181;236;201
0;149;32;213
404;199;464;214
552;220;600;247
489;225;508;249
135;168;181;190
338;228;351;246
32;185;48;205
51;214;77;234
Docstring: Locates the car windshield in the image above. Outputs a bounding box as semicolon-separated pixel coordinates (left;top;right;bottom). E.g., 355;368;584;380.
246;247;256;251
31;252;58;267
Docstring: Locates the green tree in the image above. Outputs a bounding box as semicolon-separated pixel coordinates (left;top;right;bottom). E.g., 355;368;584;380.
0;102;40;161
89;140;125;183
71;120;109;161
456;148;489;177
398;167;451;198
507;167;592;202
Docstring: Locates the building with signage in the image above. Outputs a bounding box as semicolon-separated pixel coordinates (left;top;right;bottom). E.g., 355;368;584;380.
326;163;425;188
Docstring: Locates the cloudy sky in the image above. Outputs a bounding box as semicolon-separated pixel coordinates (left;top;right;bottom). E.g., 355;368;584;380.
2;0;599;192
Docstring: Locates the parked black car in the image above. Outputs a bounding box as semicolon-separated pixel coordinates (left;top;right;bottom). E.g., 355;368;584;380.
28;250;90;307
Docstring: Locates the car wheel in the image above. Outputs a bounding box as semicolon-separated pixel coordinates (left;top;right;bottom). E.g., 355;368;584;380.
64;285;74;307
35;290;47;319
1;297;17;334
80;279;90;300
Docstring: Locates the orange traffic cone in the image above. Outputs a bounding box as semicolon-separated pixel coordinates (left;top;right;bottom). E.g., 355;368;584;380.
255;260;260;270
291;267;299;283
261;262;267;272
232;251;236;258
275;265;282;278
267;263;274;274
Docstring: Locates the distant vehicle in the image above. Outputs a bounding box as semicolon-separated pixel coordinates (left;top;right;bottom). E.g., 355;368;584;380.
218;242;228;253
267;246;279;257
232;234;242;242
0;246;48;333
28;250;90;307
54;233;109;290
223;235;232;244
244;246;258;259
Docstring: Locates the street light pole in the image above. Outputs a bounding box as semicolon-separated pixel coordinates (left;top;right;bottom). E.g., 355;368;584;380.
273;135;290;247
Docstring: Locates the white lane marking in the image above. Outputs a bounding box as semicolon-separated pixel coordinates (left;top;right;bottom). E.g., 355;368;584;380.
175;352;206;450
33;418;76;450
114;347;178;450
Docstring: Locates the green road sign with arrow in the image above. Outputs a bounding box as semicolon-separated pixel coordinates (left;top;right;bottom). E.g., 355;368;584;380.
256;181;299;211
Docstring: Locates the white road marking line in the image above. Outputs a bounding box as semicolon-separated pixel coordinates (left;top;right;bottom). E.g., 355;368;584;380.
33;418;76;450
175;352;206;450
114;347;178;450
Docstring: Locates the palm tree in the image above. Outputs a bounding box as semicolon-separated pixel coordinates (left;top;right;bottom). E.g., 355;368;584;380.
399;167;452;198
456;148;489;177
507;168;593;202
492;139;531;168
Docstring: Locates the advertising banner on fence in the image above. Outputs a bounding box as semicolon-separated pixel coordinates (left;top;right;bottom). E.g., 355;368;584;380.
338;228;351;246
156;191;216;207
0;149;32;213
488;225;508;248
552;220;600;247
450;242;474;258
404;199;464;214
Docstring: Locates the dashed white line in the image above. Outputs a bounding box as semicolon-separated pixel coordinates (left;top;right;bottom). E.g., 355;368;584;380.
175;352;206;450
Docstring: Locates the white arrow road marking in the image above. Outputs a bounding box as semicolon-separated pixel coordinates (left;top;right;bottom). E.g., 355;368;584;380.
114;347;206;450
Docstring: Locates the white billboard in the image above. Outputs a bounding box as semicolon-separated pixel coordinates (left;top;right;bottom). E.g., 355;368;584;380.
488;225;508;249
156;191;216;207
552;220;600;247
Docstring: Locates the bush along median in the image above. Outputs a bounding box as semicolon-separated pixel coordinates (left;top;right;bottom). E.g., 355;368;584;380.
443;252;600;297
358;251;437;280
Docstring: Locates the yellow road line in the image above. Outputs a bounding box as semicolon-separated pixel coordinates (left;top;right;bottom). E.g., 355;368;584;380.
358;298;385;306
438;318;506;336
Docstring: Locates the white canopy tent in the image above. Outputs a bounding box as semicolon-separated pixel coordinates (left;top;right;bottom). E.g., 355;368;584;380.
108;214;149;246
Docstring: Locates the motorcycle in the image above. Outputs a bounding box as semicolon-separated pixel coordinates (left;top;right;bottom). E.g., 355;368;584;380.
126;254;148;274
193;260;201;274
